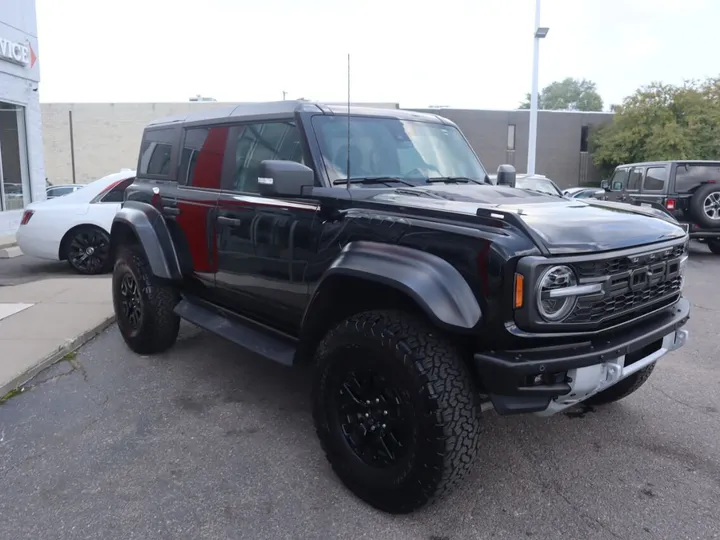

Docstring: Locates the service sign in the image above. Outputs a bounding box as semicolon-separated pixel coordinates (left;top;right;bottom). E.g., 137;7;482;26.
0;37;34;67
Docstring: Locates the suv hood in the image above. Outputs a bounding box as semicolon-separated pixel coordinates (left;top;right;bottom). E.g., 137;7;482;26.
370;184;687;254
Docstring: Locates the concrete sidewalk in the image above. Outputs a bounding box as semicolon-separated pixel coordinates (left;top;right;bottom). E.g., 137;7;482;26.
0;277;115;396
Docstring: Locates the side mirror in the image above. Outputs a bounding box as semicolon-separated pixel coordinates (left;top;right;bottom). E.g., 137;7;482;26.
600;179;610;190
496;164;516;188
257;160;314;197
593;189;605;198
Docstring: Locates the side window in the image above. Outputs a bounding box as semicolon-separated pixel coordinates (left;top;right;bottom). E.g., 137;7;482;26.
675;164;720;192
610;168;628;191
100;178;134;203
178;126;229;189
643;167;668;191
139;128;176;177
626;167;643;191
231;122;303;193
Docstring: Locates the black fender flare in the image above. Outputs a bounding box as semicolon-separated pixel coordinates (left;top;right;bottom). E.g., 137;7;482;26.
111;201;182;280
305;241;482;331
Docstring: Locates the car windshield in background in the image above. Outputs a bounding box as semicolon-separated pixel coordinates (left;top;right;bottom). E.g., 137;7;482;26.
516;177;562;196
311;115;488;185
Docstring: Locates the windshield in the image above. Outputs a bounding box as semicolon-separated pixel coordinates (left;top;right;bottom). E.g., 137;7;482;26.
516;177;562;196
311;115;488;184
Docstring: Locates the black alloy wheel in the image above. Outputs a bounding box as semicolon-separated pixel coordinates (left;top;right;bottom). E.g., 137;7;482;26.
118;272;143;331
66;226;111;275
333;366;412;469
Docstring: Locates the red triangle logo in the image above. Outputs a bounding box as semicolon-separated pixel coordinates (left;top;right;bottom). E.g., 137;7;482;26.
28;42;37;68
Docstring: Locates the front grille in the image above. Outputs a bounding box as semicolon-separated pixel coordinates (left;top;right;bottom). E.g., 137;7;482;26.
563;241;687;326
567;277;682;323
573;243;686;279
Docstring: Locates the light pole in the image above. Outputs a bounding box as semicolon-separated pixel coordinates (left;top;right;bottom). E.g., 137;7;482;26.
527;0;549;176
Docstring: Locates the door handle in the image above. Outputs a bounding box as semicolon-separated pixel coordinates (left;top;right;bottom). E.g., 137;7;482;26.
217;216;243;226
163;206;181;216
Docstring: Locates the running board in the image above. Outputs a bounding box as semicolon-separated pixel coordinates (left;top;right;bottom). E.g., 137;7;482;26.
173;297;297;366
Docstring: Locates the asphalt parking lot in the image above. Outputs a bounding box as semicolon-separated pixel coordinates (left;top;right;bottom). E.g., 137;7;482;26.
1;243;719;540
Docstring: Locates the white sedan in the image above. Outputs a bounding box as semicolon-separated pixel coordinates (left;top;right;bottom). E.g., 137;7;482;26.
16;169;136;275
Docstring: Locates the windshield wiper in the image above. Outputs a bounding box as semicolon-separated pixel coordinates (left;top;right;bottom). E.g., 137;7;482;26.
426;176;483;185
333;176;416;187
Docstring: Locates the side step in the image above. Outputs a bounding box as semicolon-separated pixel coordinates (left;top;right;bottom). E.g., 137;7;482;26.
173;297;297;366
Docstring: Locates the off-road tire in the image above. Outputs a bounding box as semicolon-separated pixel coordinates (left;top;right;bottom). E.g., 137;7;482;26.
584;364;655;406
112;245;180;355
689;183;720;229
707;240;720;255
312;310;480;514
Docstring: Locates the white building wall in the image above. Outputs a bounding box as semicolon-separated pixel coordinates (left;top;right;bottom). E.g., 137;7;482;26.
0;1;45;238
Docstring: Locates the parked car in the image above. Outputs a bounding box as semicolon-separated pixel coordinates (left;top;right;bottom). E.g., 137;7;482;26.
489;173;564;197
16;170;136;274
563;186;606;199
109;102;690;514
601;160;720;251
46;184;84;199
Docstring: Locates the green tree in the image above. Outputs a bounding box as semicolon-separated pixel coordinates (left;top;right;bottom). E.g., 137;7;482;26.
519;78;604;111
591;77;720;175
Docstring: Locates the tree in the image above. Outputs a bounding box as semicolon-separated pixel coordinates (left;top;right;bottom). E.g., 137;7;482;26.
519;78;604;111
591;77;720;175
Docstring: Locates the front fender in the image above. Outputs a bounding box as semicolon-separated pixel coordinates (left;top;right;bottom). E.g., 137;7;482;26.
111;201;182;280
308;241;482;331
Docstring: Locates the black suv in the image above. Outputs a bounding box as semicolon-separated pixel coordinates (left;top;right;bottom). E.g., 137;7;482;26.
601;160;720;251
110;102;691;514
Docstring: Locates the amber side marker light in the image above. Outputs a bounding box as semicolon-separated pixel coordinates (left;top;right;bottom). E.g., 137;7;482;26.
514;273;524;309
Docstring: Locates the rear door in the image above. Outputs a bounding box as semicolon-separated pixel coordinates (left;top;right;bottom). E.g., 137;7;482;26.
214;120;319;333
634;164;670;209
136;125;227;293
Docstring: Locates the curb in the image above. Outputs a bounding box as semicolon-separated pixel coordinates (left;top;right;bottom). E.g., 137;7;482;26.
0;314;116;398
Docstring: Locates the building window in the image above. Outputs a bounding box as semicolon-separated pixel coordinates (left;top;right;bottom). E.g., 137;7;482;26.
580;125;589;152
0;102;30;212
507;124;516;151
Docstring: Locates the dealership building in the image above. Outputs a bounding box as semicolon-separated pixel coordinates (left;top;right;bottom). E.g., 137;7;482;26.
0;2;45;238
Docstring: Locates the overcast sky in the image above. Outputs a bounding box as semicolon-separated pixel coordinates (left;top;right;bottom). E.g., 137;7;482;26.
35;0;717;110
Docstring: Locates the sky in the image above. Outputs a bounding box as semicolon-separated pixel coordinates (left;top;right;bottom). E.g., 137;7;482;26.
35;0;718;110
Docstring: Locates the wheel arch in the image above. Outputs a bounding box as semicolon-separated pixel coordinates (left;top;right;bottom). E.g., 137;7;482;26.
110;201;183;280
295;241;482;364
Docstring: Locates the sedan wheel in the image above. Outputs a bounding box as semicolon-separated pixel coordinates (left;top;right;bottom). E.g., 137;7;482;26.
65;227;111;275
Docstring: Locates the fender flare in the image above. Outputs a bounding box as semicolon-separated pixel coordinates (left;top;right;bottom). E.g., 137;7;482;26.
111;201;182;280
305;241;482;331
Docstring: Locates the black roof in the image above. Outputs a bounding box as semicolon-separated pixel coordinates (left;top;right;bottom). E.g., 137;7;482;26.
147;100;450;129
616;160;720;168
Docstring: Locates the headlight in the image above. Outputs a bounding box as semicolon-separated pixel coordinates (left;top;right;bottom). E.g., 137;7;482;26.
537;265;578;321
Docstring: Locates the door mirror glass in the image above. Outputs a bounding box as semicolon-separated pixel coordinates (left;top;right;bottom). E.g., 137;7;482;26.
257;160;315;197
496;164;516;188
600;179;609;190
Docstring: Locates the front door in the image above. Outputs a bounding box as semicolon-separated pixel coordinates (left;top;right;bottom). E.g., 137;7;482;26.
603;167;631;202
214;120;320;334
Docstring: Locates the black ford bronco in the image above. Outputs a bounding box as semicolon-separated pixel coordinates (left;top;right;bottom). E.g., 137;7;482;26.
110;102;690;514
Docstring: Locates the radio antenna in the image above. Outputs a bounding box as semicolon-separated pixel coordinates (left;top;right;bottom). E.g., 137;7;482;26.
346;52;351;191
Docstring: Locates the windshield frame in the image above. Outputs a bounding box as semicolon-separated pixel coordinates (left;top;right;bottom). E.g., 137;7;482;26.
307;113;489;188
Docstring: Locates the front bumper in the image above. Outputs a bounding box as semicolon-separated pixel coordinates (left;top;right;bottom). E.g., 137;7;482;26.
474;297;690;415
